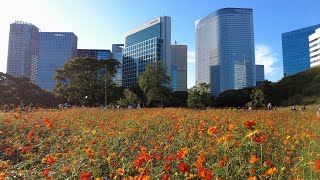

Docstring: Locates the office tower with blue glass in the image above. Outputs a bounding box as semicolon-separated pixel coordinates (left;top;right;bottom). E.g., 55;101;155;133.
282;24;320;77
195;8;256;96
7;21;40;80
112;44;124;86
171;44;187;91
255;65;265;86
36;32;77;90
77;49;112;59
122;16;171;87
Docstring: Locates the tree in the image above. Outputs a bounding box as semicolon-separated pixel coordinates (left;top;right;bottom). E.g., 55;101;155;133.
187;83;212;108
54;57;119;106
0;72;62;108
138;61;171;107
117;89;138;107
249;88;265;108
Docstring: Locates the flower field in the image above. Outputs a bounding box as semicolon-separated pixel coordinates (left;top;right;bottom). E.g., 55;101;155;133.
1;108;320;179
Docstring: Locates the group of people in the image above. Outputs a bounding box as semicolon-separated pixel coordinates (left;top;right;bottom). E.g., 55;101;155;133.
116;104;142;109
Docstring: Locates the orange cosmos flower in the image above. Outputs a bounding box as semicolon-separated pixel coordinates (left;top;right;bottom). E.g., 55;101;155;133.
178;162;190;174
197;168;214;180
248;176;257;180
164;163;171;172
116;168;124;175
314;159;320;171
162;173;169;180
44;118;54;129
207;126;218;136
227;124;237;131
177;147;189;159
84;147;94;159
194;155;205;169
0;161;8;169
80;171;92;180
42;155;57;166
244;120;255;128
95;178;103;180
218;156;228;168
61;166;69;173
0;172;8;179
263;167;277;177
249;169;256;174
41;168;51;178
27;130;36;140
249;155;259;164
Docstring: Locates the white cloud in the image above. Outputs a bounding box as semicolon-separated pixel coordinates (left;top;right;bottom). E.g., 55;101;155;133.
188;51;195;63
255;44;279;75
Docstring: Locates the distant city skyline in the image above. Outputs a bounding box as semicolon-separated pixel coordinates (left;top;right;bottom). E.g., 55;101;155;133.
2;0;320;88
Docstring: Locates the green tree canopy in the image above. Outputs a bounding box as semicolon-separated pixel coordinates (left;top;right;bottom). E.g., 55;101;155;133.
54;57;119;106
117;89;138;107
0;72;61;108
138;61;171;107
249;88;266;108
187;83;212;108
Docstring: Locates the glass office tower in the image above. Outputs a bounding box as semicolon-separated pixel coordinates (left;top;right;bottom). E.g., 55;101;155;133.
195;8;256;96
255;65;265;86
7;21;40;80
171;44;187;91
77;49;112;59
112;44;124;86
282;24;320;77
122;16;171;87
36;32;77;90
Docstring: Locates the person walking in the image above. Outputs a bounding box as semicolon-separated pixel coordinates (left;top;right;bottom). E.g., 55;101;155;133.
317;107;320;118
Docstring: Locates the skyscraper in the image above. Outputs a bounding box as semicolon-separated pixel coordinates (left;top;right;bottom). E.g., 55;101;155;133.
77;49;112;59
112;44;124;86
282;24;320;76
195;8;256;96
255;65;265;86
122;16;171;87
309;28;320;68
171;44;187;91
7;21;40;79
36;32;77;90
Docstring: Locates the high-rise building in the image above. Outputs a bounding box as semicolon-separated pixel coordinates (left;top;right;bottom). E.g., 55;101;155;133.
282;24;320;76
112;44;124;86
309;28;320;68
195;8;256;96
255;65;265;86
36;32;77;90
7;21;40;79
171;44;187;91
122;16;171;87
77;49;112;59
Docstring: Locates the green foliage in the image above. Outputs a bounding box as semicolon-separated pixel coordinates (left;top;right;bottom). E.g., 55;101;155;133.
117;89;138;107
187;83;212;108
249;88;265;107
138;61;171;107
0;72;62;108
216;66;320;107
54;57;119;106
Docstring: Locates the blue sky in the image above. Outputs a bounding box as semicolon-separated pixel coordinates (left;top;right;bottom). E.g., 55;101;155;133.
1;0;320;88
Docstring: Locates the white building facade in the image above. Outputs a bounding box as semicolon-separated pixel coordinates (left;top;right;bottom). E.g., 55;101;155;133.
309;28;320;67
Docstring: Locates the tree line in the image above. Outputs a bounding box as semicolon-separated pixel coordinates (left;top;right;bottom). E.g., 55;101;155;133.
2;57;319;109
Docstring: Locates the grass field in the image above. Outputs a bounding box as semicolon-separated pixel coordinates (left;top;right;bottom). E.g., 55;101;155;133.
1;108;320;179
